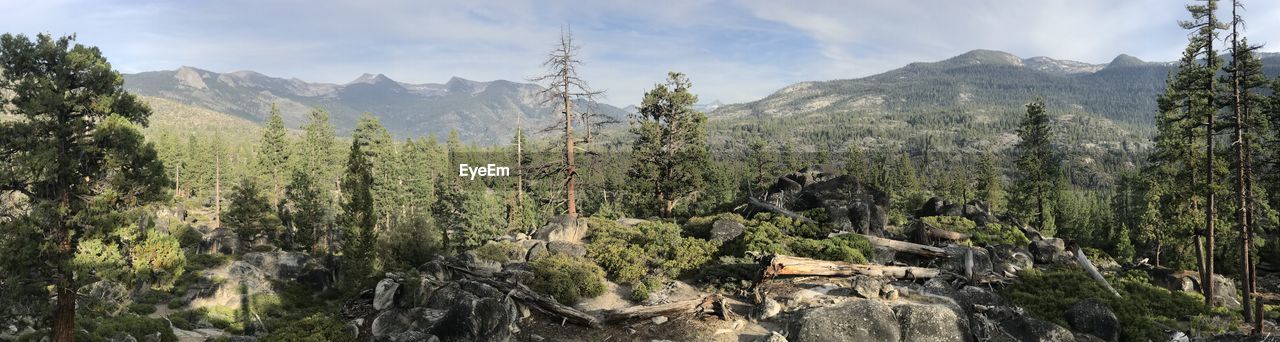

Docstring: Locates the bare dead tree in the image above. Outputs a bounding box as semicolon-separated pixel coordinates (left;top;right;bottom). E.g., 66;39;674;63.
529;27;605;218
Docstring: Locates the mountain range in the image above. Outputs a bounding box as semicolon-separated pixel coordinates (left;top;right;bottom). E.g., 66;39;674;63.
125;50;1280;151
123;67;627;143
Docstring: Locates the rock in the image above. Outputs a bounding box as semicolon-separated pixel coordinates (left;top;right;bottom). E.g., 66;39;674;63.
849;275;888;299
793;299;900;342
203;227;241;254
370;308;447;339
973;306;1076;342
870;246;897;264
1065;299;1118;342
240;251;312;280
987;244;1033;276
767;172;889;236
1030;238;1072;265
534;215;588;243
939;245;993;277
893;303;969;342
458;251;503;274
1073;333;1106;342
961;201;993;226
751;297;782;322
917;197;948;218
710;219;747;242
948;286;1008;315
381;330;439;342
107;333;137;342
524;240;549;261
880;284;899;301
425;280;519;342
546;241;587;257
1145;270;1242;309
373;278;401;311
651;316;669;325
762;331;789;342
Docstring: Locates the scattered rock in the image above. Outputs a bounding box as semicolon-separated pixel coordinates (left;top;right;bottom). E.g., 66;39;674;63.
535;215;588;243
710;219;747;242
373;278;401;311
240;251;312;280
1030;238;1072;265
751;297;782;322
792;299;901;342
523;240;549;262
651;316;669;325
973;306;1076;342
546;241;587;257
764;331;789;342
987;244;1033;276
939;245;993;277
880;284;899;301
849;275;888;299
1065;299;1118;342
458;251;503;274
893;303;969;342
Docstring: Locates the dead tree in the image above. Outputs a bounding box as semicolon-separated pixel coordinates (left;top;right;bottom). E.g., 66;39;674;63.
530;27;605;219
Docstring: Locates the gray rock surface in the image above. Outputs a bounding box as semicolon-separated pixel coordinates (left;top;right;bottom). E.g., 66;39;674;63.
793;299;901;342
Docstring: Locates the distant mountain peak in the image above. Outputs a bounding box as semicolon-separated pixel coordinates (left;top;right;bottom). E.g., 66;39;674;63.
1108;54;1147;68
347;73;395;85
943;49;1024;67
173;66;208;90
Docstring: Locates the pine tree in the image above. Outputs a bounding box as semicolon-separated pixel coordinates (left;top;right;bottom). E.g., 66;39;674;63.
0;34;168;341
223;177;281;243
746;138;777;194
258;104;289;208
297;108;340;252
844;144;869;182
283;170;326;252
339;140;377;292
1221;0;1268;319
351;114;398;232
627;72;711;218
1180;0;1225;306
976;151;1005;212
1012;99;1061;233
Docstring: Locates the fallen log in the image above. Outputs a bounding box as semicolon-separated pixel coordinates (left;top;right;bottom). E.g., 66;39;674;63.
604;294;735;322
443;261;602;328
835;232;947;258
747;197;816;224
760;254;941;279
1074;248;1120;298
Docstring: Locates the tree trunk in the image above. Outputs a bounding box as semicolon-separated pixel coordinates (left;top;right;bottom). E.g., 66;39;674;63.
1203;6;1218;307
845;233;946;258
563;67;577;219
760;254;941;279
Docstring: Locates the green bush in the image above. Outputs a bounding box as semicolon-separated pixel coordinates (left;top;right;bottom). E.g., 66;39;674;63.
171;223;203;247
167;298;187;309
529;253;607;305
261;313;356;342
586;217;718;284
721;219;790;257
187;253;230;270
135;290;170;305
79;315;178;342
1005;267;1209;341
788;234;871;263
127;303;156;315
684;213;746;239
922;217;1028;246
473;241;522;264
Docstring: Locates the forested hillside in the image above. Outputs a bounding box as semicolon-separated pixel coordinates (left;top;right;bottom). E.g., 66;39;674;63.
4;1;1280;341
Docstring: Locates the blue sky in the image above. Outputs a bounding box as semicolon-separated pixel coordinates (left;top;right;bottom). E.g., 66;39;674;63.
4;0;1279;106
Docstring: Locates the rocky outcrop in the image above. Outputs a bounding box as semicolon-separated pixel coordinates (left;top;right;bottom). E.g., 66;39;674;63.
893;303;970;342
972;306;1076;342
1030;238;1073;265
546;241;587;258
240;251;312;280
765;166;890;236
534;215;588;243
793;299;901;342
1065;299;1118;342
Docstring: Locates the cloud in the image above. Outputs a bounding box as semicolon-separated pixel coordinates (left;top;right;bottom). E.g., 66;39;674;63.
3;0;1277;106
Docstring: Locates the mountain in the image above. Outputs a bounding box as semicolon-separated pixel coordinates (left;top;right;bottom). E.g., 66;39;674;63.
123;67;628;143
708;49;1280;186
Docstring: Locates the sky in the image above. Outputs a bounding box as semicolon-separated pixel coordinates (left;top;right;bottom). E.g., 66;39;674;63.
3;0;1279;106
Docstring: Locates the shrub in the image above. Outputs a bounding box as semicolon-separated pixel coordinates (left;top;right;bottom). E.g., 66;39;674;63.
261;313;357;342
1005;267;1208;341
922;217;1029;246
171;223;203;247
187;253;230;270
473;241;522;264
167;298;187;310
788;234;871;263
79;315;178;342
529;254;607;305
127;303;156;315
587;218;718;284
722;219;790;257
380;214;441;271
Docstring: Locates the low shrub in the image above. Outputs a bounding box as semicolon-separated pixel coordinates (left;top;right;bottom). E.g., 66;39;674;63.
261;313;356;342
683;213;746;239
1005;267;1209;341
922;216;1028;246
587;217;718;285
788;234;871;263
79;315;178;342
187;253;230;270
127;303;156;315
473;241;523;264
529;253;607;305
